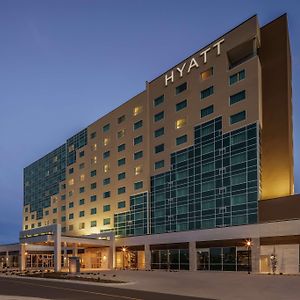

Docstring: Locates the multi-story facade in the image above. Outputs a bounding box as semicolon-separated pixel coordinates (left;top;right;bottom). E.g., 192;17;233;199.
1;13;300;274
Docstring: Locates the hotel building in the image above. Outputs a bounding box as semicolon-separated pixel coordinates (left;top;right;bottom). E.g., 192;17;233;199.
1;13;300;274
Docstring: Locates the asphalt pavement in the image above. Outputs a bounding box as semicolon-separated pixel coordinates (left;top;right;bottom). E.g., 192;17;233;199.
0;277;214;300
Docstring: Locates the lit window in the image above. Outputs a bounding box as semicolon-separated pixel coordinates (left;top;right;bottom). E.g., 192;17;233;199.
175;118;186;129
117;129;125;139
133;106;142;116
80;174;85;182
91;156;97;164
134;165;143;175
68;179;74;186
92;143;97;151
201;67;213;80
104;163;110;173
68;144;74;152
103;137;109;146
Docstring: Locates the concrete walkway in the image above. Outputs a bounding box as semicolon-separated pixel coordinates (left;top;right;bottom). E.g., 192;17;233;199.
81;270;300;300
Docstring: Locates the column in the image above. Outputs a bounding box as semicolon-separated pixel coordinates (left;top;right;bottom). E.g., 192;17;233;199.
108;238;115;270
5;251;9;268
63;242;68;268
72;243;78;256
189;241;197;271
20;244;26;271
251;238;260;273
54;224;62;272
144;244;151;270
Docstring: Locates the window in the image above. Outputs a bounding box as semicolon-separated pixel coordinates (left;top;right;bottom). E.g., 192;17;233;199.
155;144;164;153
176;170;188;180
231;194;247;205
154;95;164;107
231;132;246;144
201;124;214;136
231;173;246;185
91;220;97;227
104;163;110;173
118;115;126;124
154;127;164;138
231;152;247;165
117;129;125;138
79;222;85;229
103;177;111;185
201;105;214;118
134;165;143;175
154;111;164;122
68;179;74;186
154;176;165;186
68;144;74;152
176;187;188;197
202;162;215;173
202;143;214;154
103;191;111;198
53;208;57;214
103;137;109;146
118;201;126;209
155;160;164;169
103;218;110;225
134;135;143;145
118;157;126;166
91;156;97;165
69;225;73;231
91;208;97;215
201;67;213;80
118;143;126;152
133;106;142;116
79;211;85;217
176;134;187;145
176;99;187;111
201;86;214;99
134;181;143;190
103;123;110;132
90;132;96;139
176;118;186;129
79;199;85;205
69;213;74;220
103;204;110;212
61;195;66;201
91;170;97;177
79;150;85;157
230;90;246;105
90;195;97;202
80;174;85;182
202;180;215;192
103;151;110;159
229;70;245;85
134;120;143;130
230;111;246;124
176;82;187;94
91;182;97;189
134;151;143;160
92;143;97;151
69;168;74;174
118;187;126;194
69;202;74;208
118;172;126;180
79;187;85;193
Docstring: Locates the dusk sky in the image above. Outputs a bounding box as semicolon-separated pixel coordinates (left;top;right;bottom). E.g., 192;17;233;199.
0;0;299;244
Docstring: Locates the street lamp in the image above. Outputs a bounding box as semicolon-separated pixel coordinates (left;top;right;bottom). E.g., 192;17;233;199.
122;247;126;270
245;239;252;274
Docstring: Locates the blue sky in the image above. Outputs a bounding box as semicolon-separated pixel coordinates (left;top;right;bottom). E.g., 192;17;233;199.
0;0;299;243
